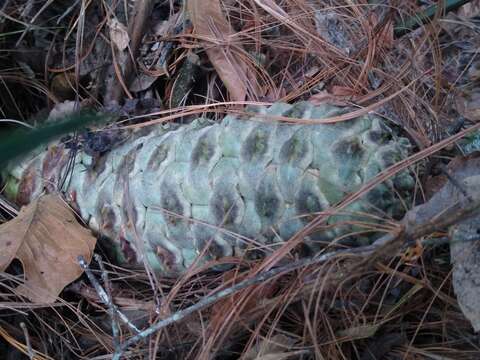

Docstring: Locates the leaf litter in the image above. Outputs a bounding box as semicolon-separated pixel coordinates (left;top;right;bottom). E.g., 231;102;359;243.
1;0;480;359
0;194;96;303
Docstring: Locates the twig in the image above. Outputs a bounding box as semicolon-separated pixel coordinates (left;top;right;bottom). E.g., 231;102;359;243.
77;256;140;334
95;254;121;352
0;0;10;16
19;322;34;360
15;0;54;47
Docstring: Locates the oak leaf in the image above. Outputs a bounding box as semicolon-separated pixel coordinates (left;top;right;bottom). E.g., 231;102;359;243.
0;194;96;303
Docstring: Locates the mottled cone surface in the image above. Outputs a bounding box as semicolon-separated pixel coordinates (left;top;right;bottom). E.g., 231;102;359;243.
4;102;414;274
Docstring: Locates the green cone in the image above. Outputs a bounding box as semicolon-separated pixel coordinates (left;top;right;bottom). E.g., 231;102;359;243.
3;102;414;274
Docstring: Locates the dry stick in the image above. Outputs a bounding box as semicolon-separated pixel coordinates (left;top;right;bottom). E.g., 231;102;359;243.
95;254;121;352
19;322;34;360
77;256;140;334
112;256;331;359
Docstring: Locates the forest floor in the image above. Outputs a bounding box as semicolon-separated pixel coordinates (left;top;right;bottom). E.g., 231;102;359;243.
1;1;480;359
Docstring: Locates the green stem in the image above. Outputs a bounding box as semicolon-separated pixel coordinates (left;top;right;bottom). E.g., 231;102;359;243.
0;111;104;168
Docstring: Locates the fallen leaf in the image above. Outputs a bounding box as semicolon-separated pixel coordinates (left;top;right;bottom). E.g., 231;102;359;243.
47;100;77;122
456;89;480;121
457;1;480;18
430;156;480;332
244;334;297;360
50;72;76;101
109;17;130;52
129;73;158;92
424;173;447;200
450;213;480;332
337;324;380;340
0;194;96;303
187;0;261;101
154;12;182;36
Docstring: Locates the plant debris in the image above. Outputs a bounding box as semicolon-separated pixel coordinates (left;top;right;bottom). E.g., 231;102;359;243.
0;194;96;303
1;0;480;359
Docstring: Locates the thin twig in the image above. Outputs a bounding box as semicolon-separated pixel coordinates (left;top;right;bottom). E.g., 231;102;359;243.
95;254;121;352
78;256;140;334
57;0;81;24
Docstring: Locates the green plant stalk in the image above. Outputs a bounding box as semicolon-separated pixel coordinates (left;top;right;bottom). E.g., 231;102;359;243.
0;111;103;168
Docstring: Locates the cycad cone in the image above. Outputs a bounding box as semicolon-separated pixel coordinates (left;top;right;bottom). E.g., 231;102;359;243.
3;102;414;275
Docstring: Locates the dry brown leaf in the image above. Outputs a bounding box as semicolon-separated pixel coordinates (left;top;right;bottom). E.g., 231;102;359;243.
337;324;380;340
433;156;480;332
129;73;158;92
154;11;182;36
244;334;297;360
187;0;260;101
456;90;480;121
50;72;76;101
109;17;130;52
0;194;96;303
